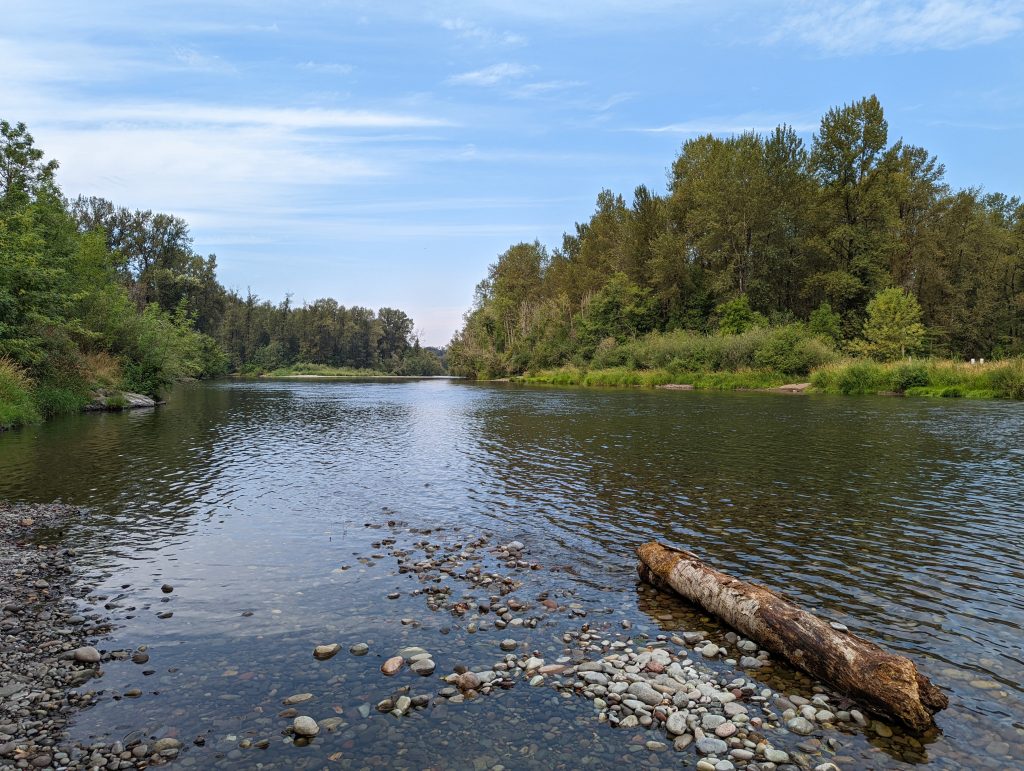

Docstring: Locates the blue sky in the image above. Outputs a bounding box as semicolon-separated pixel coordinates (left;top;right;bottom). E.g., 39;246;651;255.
4;1;1023;345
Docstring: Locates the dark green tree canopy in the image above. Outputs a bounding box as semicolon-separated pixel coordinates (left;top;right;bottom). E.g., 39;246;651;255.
449;95;1024;377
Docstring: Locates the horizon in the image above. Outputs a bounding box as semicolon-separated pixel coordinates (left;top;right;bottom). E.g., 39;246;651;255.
4;1;1023;346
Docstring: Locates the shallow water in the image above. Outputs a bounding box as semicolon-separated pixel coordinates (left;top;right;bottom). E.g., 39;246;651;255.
1;379;1022;768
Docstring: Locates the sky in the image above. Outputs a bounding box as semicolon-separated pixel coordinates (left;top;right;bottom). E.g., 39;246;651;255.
3;1;1023;346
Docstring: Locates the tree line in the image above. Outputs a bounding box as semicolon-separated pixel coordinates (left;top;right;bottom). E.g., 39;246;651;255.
0;120;442;426
448;96;1023;378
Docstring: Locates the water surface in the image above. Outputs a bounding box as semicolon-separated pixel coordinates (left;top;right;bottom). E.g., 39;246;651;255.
1;380;1021;768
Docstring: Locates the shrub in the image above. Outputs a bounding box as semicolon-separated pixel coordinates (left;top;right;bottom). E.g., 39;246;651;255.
889;362;930;392
986;359;1024;399
104;393;129;409
82;351;122;388
591;337;628;369
0;356;41;429
753;325;836;375
810;359;889;395
715;295;766;335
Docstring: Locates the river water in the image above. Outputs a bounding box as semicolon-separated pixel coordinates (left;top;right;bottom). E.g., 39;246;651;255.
1;379;1021;769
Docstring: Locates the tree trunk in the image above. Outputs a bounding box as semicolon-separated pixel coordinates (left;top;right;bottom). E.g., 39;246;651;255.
636;541;948;731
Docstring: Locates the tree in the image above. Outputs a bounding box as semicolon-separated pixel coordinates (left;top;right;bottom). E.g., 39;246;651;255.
579;272;655;349
808;95;897;325
443;96;1024;378
859;287;925;360
808;302;843;343
1;120;59;211
377;307;413;367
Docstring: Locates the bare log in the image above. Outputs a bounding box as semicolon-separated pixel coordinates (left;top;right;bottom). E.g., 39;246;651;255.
636;541;948;731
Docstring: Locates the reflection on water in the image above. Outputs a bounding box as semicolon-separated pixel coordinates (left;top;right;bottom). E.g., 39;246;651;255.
1;379;1022;768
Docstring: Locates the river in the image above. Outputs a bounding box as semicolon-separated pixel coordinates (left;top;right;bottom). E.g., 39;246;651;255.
1;379;1021;769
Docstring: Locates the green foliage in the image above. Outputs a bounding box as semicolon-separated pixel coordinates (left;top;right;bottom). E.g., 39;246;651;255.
103;393;129;409
715;295;766;335
808;302;843;343
752;325;835;375
521;367;789;390
584;325;834;376
580;273;656;349
0;356;40;429
0;118;435;428
450;95;1024;384
810;360;890;395
810;358;1024;398
394;344;445;376
857;287;926;360
266;363;382;377
215;292;438;376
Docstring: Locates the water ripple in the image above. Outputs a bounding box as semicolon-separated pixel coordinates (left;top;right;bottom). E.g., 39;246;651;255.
1;380;1021;764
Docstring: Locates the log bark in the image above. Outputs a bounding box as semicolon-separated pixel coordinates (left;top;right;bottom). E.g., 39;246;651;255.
636;541;948;731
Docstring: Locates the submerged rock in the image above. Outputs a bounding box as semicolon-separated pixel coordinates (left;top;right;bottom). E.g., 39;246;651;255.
151;738;181;753
696;736;728;755
410;658;436;676
292;716;319;737
787;716;815;735
313;643;341;660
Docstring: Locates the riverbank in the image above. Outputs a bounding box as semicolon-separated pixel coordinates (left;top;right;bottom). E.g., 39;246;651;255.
6;488;1020;767
0;501;942;770
0;358;165;432
256;374;455;380
516;358;1024;399
0;502;174;770
247;359;446;379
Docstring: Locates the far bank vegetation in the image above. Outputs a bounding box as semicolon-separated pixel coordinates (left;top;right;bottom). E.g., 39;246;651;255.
448;97;1024;398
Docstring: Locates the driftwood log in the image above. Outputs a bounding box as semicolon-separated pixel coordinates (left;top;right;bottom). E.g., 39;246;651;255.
636;541;948;731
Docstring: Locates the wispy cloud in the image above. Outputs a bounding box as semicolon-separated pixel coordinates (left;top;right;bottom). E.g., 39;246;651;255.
298;60;354;75
636;113;818;135
61;103;451;130
441;17;526;46
594;93;635;112
446;62;534;86
0;36;147;82
173;46;236;73
511;80;585;98
770;0;1024;54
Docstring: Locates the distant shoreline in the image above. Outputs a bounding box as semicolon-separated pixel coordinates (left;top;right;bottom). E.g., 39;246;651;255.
253;374;459;380
508;360;1023;399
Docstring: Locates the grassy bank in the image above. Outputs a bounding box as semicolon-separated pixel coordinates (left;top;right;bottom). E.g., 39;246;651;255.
518;357;1024;399
810;358;1024;399
260;363;384;378
518;366;791;390
0;358;42;430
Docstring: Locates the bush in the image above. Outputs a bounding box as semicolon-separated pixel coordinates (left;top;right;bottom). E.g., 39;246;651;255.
810;359;889;395
590;337;628;369
0;356;41;429
395;347;446;376
82;351;122;388
986;359;1024;399
889;362;930;392
33;384;90;417
715;295;767;335
596;325;834;376
753;325;836;375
